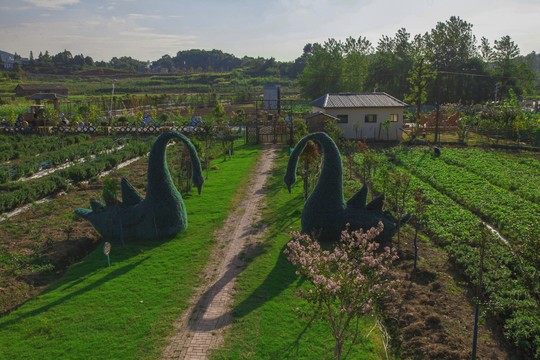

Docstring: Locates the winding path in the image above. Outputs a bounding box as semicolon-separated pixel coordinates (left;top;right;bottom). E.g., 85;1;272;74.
161;145;278;360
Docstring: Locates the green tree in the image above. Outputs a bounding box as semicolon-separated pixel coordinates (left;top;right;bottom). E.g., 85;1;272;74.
212;101;225;119
298;41;343;99
340;36;373;93
426;16;478;103
405;35;436;134
366;28;413;99
492;35;534;98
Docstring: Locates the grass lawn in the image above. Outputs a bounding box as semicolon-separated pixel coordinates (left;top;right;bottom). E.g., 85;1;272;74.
0;143;261;360
211;147;389;360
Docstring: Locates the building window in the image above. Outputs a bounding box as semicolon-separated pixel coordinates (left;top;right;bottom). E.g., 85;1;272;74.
337;115;348;123
390;114;399;122
365;114;377;123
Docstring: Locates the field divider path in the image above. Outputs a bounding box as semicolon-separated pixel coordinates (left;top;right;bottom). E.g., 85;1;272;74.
161;145;278;360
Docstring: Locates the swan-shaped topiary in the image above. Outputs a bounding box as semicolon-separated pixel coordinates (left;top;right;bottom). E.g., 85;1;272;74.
75;131;204;241
284;132;408;242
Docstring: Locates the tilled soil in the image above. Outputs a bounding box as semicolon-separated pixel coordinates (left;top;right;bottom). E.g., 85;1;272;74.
0;155;150;316
382;230;523;360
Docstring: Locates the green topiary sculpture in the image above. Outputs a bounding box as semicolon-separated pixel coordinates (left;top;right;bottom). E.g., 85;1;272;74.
75;131;204;241
284;132;408;242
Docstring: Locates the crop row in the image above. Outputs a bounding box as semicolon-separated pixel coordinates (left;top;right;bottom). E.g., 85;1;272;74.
439;148;540;204
353;152;539;357
0;137;128;184
385;148;539;245
0;134;93;162
0;137;154;214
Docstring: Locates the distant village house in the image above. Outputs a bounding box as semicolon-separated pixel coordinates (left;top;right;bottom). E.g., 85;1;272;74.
309;92;407;141
15;84;69;97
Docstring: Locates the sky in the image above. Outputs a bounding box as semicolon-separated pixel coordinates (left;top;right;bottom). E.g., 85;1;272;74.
1;0;539;63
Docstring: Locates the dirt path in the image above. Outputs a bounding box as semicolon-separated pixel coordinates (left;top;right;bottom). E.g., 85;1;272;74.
161;145;279;360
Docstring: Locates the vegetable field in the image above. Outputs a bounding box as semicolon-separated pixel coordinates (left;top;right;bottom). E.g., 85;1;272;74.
0;134;153;215
354;146;540;358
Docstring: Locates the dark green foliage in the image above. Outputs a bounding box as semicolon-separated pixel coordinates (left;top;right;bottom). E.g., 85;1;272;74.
284;132;407;242
0;175;68;213
75;131;204;242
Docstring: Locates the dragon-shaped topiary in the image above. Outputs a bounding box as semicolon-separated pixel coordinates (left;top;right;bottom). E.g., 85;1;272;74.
284;132;409;243
75;131;204;241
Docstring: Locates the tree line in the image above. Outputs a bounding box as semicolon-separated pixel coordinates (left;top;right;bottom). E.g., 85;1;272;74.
1;16;538;104
298;16;538;105
2;48;303;79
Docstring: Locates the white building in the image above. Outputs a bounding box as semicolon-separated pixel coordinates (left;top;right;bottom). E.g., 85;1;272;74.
263;85;280;111
310;93;408;141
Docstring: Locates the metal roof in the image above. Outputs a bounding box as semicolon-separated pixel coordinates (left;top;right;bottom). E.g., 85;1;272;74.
27;93;68;100
16;84;68;90
310;92;407;108
303;111;339;120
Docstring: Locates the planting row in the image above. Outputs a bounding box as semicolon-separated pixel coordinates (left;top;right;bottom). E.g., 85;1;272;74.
439;148;540;204
0;137;128;184
353;152;539;358
0;134;94;162
385;147;539;245
0;137;154;214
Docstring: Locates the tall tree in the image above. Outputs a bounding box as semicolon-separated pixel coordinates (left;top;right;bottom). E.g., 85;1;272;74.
405;35;436;132
341;36;373;93
493;35;521;98
426;16;478;103
298;41;343;99
366;28;413;99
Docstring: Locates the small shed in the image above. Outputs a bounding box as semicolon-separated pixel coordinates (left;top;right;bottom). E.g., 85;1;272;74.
15;84;69;97
263;85;280;111
27;93;68;111
310;92;407;141
303;111;339;133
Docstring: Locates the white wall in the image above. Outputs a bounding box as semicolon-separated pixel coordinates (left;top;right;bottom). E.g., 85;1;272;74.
312;106;404;141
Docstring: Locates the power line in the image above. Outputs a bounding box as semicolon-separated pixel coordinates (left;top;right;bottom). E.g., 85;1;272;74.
438;70;540;81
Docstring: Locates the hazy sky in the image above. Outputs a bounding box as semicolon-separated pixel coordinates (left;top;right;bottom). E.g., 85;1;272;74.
1;0;539;62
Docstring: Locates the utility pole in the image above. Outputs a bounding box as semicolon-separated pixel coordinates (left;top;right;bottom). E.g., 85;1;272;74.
109;79;116;126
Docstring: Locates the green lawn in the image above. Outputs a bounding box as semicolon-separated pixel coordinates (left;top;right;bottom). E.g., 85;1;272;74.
0;144;260;360
211;147;388;360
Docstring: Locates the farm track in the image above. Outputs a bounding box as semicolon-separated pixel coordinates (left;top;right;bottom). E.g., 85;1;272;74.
161;145;278;360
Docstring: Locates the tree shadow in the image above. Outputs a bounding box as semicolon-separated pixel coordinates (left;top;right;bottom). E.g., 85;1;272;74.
232;243;302;320
277;307;320;359
186;242;263;331
0;257;148;330
185;241;301;333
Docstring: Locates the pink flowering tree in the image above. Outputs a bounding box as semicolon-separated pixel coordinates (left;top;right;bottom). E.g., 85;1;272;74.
284;222;398;360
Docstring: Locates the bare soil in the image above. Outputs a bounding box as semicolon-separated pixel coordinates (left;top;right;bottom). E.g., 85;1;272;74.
0;156;150;316
381;229;525;360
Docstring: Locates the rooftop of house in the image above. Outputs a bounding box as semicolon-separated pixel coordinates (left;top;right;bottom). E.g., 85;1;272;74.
16;84;69;91
27;93;68;100
303;111;339;120
310;92;407;109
